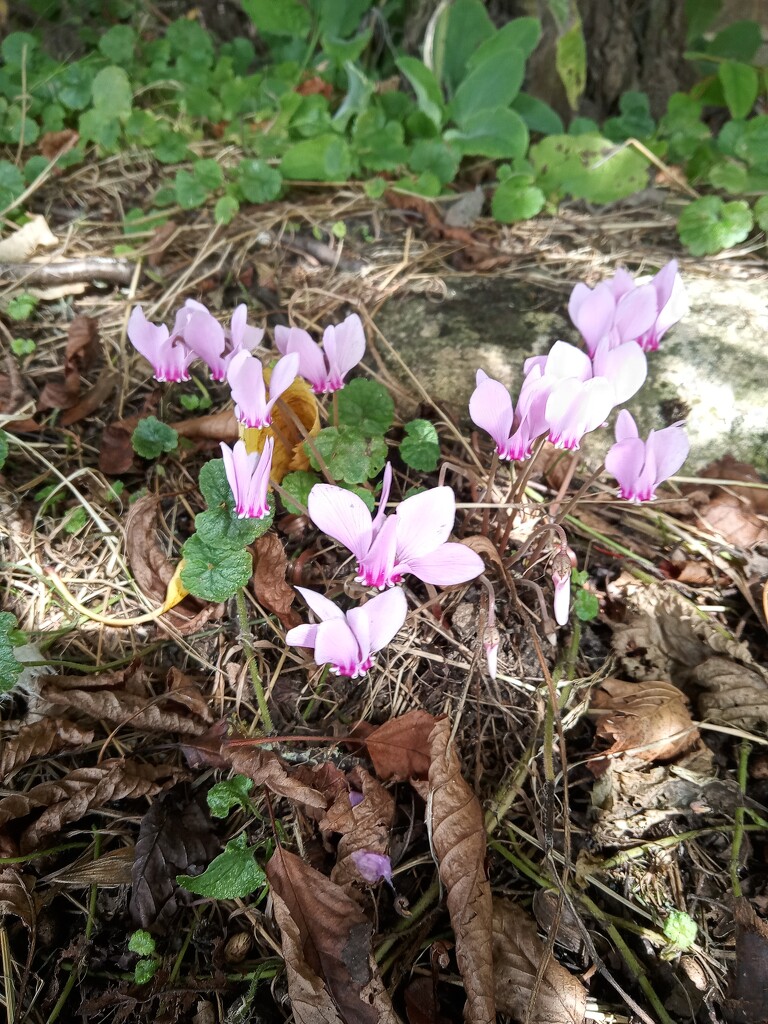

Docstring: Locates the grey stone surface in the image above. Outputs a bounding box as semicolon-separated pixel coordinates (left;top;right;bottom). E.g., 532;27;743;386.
376;273;768;474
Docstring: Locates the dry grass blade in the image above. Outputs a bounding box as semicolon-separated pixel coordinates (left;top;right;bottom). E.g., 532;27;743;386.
492;899;587;1024
267;847;399;1024
0;761;179;854
0;719;95;778
427;717;495;1024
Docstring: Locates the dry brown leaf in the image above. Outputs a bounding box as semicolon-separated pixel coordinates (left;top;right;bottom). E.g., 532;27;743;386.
697;455;768;516
0;718;94;778
492;899;587;1024
321;766;395;888
37;315;99;411
427;717;495;1024
38;671;212;735
38;128;78;161
171;408;240;442
45;846;134;887
591;677;700;767
0;353;38;430
699;493;768;548
404;977;451;1024
59;366;118;426
725;898;768;1023
125;495;225;635
224;742;328;815
693;657;768;733
0;215;58;261
0;868;36;932
266;847;399;1024
0;760;179;854
271;890;345;1024
362;710;436;782
252;532;301;629
98;420;136;474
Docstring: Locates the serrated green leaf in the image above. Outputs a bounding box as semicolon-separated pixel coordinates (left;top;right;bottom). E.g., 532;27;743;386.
663;910;698;950
131;417;179;459
242;0;311;36
280;134;353;182
198;458;231;508
352;111;408;171
174;169;209;209
63;506;88;535
364;177;387;199
306;426;387;485
92;66;132;118
444;107;529;159
181;534;253;602
207;776;254;818
193;158;224;191
337;379;394;437
555;18;586;110
236;159;282;203
215;195;239;225
449;49;525;127
676;195;753;255
708;158;749;193
396;56;444;129
0;612;23;695
99;25;136;64
177;834;266;899
400;419;440;472
754;195;768;231
154;132;191;164
280;470;320;514
718;61;759;120
408;139;460;185
492;175;545;222
128;930;156;956
134;958;159;985
0;429;8;470
573;588;599;621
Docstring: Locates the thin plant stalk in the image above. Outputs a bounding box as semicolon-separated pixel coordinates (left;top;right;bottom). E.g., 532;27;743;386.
236;586;274;734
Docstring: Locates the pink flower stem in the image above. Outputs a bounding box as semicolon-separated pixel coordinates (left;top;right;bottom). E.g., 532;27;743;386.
274;396;335;485
482;450;499;538
548;450;580;517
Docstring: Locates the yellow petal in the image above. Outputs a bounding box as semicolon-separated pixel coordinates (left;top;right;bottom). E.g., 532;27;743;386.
162;561;190;611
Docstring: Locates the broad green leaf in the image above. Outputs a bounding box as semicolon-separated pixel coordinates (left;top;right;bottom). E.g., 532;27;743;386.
364;177;387;199
0;160;25;209
154;132;191;164
0;612;23;694
400;419;440;472
555;18;586;110
491;175;545;223
731;115;768;169
602;90;655;142
573;588;599;621
512;93;563;135
445;107;529;159
195;498;273;550
193;158;224;191
530;134;649;203
657;92;709;162
718;61;759;120
128;930;156;956
1;32;38;65
306;426;387;485
280;134;353;182
353;111;408;171
705;20;761;62
438;0;494;94
333;62;374;129
337;378;394;436
98;25;136;63
180;534;253;602
0;429;8;471
214;195;239;225
207;776;254;818
449;50;525;127
134;959;159;985
707;158;749;193
174;170;209;209
199;458;232;508
754;194;768;231
242;0;311;37
392;171;442;197
166;18;215;65
322;27;374;67
78;108;121;148
177;834;267;899
319;0;374;38
91;66;132;118
396;56;444;129
676;196;753;255
408;139;460;185
685;0;722;44
467;17;541;69
6;292;37;320
131;417;179;459
4;107;39;146
54;64;94;111
237;158;282;202
280;470;320;514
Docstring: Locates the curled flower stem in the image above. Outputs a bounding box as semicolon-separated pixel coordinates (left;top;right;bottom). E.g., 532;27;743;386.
235;586;274;734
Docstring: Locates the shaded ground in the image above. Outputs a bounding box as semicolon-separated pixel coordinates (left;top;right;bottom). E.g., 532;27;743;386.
1;146;768;1024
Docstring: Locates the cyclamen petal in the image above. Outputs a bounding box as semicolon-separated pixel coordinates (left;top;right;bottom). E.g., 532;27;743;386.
604;418;689;502
185;311;228;380
545;377;615;450
220;437;273;518
591;338;647;405
394;487;456;562
307;484;374;562
468;376;515;457
127;306;195;383
274;326;328;390
350;850;393;885
400;543;484;587
274;313;365;393
568;282;616;357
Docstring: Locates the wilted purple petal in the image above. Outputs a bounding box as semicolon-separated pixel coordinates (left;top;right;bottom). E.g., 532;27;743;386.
350;850;393;885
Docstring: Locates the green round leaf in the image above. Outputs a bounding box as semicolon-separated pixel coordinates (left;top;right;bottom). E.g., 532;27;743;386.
215;195;239;225
180;534;253;602
530;133;649;203
718;60;759;120
0;160;25;209
131;417;179;459
177;834;267;899
134;958;159;985
408;139;460;185
99;25;136;64
128;930;156;956
193;158;224;190
444;107;529;160
676;196;753;255
400;419;440;472
174;169;208;209
280;470;321;514
236;159;282;203
663;910;697;950
491;176;545;223
91;66;133;118
1;32;38;66
708;158;749;193
0;612;24;695
242;0;311;36
337;379;394;437
55;64;94;111
573;588;600;621
280;135;353;182
306;426;387;485
154;132;191;165
754;195;768;232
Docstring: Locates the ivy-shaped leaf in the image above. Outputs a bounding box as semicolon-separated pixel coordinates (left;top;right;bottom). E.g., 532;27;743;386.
400;419;440;471
676;196;753;255
177;834;267;898
306;427;387;485
180;535;253;602
336;378;394;436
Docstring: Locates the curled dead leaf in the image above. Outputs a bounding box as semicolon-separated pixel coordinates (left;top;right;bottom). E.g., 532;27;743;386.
428;717;495;1024
225;742;328;815
591;678;699;767
38;315;99;412
492;899;587;1024
267;847;399;1023
126;495;224;635
38;128;78;161
0;868;36;932
362;709;436;783
171;408;240;442
693;657;768;733
252;532;301;629
59;366;118;427
0;719;95;779
0;215;58;261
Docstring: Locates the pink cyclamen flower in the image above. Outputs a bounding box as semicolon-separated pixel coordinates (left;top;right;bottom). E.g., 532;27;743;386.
568;260;687;356
127;305;197;382
185;304;265;381
604;410;689;502
350;850;394;886
274;312;365;393
226;350;300;428
307;464;484;589
469;370;549;461
220;437;273;519
286;586;408;678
